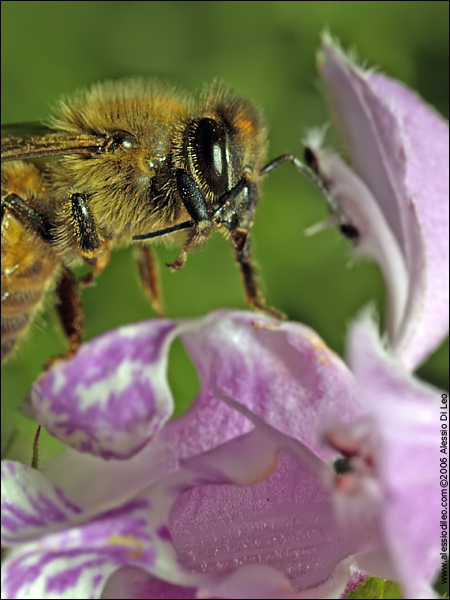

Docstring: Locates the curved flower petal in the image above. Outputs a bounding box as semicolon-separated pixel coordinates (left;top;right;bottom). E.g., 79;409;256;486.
43;312;360;509
178;311;360;463
31;321;178;459
2;548;117;600
316;35;449;370
86;396;371;597
367;73;449;369
1;461;198;599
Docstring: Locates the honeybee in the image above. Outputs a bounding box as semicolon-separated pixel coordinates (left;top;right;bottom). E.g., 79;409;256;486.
1;79;333;364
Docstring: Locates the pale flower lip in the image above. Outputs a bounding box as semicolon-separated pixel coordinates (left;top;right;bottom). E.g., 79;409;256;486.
314;34;449;371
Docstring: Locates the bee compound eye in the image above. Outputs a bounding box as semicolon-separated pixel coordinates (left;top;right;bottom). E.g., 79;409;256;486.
192;118;228;196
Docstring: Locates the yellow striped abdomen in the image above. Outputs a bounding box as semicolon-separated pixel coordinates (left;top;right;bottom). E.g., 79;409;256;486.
1;211;60;362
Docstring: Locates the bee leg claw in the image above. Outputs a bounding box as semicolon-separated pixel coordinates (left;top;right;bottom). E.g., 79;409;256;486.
259;304;287;320
80;272;95;288
249;298;286;320
167;251;187;272
44;344;79;371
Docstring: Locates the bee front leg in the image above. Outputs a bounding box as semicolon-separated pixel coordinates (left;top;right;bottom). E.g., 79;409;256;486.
134;245;166;317
167;221;212;272
168;170;213;271
47;268;84;367
68;193;111;287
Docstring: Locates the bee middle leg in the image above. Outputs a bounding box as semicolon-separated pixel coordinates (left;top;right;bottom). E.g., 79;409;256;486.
49;268;84;366
234;240;286;320
134;244;166;317
45;192;111;367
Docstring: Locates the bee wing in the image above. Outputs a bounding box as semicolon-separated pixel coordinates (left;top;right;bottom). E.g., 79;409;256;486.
1;122;105;163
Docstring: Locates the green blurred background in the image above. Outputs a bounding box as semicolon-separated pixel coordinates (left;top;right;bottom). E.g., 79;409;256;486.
2;1;449;461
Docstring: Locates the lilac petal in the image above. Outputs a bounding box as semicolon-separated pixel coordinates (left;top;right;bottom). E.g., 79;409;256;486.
1;461;82;545
3;443;213;598
44;312;360;509
1;487;160;599
31;320;178;459
342;312;442;598
178;311;361;462
169;449;354;593
318;35;449;370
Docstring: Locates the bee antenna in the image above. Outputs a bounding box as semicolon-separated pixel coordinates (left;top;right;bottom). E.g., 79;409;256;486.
260;153;341;217
132;220;194;241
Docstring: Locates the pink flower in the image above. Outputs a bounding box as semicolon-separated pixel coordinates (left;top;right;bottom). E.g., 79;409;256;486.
2;313;370;599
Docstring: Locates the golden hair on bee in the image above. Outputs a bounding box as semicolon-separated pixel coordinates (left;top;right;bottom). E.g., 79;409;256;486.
2;78;335;365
